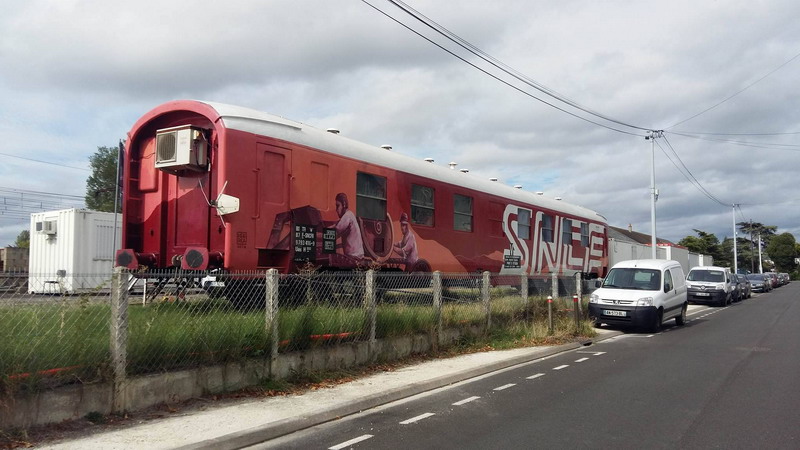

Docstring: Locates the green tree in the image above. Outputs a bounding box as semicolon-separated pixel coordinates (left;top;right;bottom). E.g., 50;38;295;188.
13;229;30;248
765;232;798;273
678;229;729;266
85;144;122;212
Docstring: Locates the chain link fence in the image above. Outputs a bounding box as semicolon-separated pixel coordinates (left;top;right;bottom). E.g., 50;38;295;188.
1;269;594;396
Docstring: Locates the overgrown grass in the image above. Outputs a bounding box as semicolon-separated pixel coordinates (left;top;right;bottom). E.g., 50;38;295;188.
1;291;594;394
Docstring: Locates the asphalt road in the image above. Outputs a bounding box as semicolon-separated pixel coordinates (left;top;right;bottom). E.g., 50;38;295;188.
257;283;800;449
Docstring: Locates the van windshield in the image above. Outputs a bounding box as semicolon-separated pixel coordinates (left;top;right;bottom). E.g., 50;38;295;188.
687;270;724;282
602;268;661;290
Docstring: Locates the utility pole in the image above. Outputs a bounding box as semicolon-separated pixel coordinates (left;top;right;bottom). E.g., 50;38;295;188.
758;234;763;274
748;221;754;273
646;131;662;259
732;204;738;274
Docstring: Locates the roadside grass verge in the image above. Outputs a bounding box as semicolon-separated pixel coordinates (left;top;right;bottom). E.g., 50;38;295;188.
1;293;593;393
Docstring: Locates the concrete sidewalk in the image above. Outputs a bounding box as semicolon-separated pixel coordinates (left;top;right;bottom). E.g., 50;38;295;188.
42;329;620;450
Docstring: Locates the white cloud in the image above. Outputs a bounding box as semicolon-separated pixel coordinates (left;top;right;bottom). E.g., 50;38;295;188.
1;0;800;248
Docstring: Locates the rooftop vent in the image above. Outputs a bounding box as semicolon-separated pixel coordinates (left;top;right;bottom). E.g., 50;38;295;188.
460;169;469;173
424;158;434;163
536;191;544;195
449;162;457;170
489;177;498;182
555;197;562;201
381;145;392;151
326;128;340;134
514;185;522;189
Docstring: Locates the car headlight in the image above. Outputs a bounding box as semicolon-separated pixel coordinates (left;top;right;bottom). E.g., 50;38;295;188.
716;283;725;290
589;294;600;303
636;297;653;306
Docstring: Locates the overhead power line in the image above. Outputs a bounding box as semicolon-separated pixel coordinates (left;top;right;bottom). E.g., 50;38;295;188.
667;50;800;129
363;0;651;137
0;152;90;171
655;136;729;207
666;131;800;151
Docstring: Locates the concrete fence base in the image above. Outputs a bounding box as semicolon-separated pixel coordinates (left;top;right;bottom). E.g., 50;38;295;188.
1;326;482;430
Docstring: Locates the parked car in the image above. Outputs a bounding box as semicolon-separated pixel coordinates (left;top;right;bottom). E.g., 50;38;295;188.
729;274;743;302
735;274;752;299
589;259;688;332
746;273;770;293
766;272;779;289
686;266;733;306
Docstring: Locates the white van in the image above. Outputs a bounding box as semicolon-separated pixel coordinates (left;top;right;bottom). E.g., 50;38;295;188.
686;266;732;306
589;259;688;332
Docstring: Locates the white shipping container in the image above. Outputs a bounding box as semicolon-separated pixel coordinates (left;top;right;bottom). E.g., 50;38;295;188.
28;209;121;294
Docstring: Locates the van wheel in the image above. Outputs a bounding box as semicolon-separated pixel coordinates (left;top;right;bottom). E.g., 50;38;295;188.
718;295;727;307
675;303;687;326
646;310;662;333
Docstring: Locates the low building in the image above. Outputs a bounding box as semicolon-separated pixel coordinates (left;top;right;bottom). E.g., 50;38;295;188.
608;225;712;274
28;208;121;294
0;246;28;272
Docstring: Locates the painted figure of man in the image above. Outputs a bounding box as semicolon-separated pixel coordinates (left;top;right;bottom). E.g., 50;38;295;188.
334;193;364;259
393;212;418;266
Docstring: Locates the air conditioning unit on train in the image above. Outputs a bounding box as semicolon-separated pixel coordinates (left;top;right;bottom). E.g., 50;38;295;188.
154;125;208;173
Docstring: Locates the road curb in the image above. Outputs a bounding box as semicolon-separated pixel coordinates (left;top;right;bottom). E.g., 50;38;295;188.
179;331;622;450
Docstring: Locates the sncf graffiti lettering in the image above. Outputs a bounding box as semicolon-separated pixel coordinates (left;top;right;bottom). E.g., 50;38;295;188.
501;204;605;276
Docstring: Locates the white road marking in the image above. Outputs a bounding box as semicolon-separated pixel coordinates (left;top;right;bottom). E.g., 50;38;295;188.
553;365;569;370
400;413;435;425
329;434;374;449
575;357;589;363
494;383;516;391
576;351;606;356
526;373;546;380
452;396;481;406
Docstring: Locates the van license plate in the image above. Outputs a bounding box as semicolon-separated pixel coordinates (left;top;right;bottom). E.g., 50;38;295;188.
695;292;710;297
603;310;627;317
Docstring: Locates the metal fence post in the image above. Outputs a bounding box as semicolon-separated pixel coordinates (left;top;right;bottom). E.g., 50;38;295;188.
551;272;558;301
520;273;529;321
365;270;377;359
575;272;583;323
433;271;443;349
482;271;491;333
266;269;279;377
547;295;554;335
110;267;129;413
573;295;580;331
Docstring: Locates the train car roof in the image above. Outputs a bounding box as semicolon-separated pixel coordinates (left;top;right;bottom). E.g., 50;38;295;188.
160;100;607;223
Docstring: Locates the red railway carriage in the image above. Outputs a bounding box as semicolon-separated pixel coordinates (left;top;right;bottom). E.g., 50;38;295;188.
116;100;609;278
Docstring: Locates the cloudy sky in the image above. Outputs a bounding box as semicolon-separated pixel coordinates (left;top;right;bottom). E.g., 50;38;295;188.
1;0;799;249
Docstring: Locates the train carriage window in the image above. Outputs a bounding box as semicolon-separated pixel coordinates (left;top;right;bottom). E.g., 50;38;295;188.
411;184;435;226
453;194;473;232
517;208;531;240
562;219;573;245
356;172;387;220
542;214;554;243
581;222;590;247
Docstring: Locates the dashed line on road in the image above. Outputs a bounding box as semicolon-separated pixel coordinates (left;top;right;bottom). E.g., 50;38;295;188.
400;412;435;425
553;365;569;370
329;434;373;449
452;396;481;406
526;373;546;380
575;357;589;363
494;383;516;391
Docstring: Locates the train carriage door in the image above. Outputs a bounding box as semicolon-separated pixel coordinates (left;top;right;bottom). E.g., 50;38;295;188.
257;144;293;257
170;171;212;261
